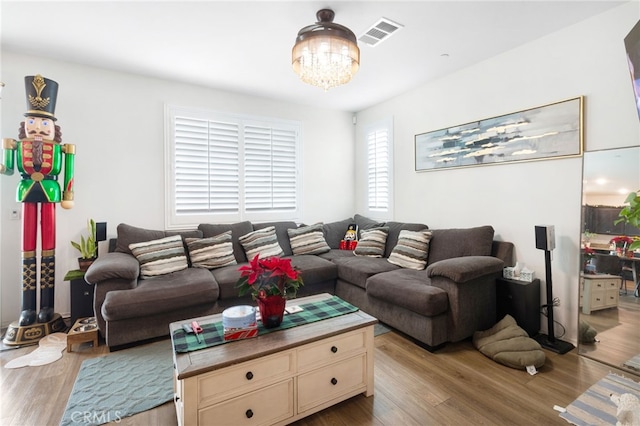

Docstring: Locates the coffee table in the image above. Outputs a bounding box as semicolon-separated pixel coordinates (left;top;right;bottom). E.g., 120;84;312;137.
170;293;377;426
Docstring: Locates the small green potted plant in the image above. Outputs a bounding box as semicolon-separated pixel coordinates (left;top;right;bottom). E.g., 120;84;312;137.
71;219;98;271
614;190;640;251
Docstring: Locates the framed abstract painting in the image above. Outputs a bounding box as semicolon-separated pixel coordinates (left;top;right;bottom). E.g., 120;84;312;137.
415;97;583;172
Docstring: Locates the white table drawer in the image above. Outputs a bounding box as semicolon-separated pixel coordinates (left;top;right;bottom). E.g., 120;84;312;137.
298;329;365;370
198;350;294;406
297;354;366;413
199;379;294;426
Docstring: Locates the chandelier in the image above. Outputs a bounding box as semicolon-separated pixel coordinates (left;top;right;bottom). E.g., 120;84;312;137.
292;9;360;91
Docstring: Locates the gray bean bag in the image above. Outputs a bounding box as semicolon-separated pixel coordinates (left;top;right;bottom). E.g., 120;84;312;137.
472;314;545;370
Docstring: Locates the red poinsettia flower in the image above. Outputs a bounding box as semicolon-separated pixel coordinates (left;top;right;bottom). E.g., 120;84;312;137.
236;255;304;300
610;236;634;246
238;254;264;285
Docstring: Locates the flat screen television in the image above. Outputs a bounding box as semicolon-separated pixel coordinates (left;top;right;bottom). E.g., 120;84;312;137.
624;19;640;120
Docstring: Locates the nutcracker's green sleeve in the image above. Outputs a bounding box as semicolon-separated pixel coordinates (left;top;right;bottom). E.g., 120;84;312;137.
62;143;75;201
1;138;16;175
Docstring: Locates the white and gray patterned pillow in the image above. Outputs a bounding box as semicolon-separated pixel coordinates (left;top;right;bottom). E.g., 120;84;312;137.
186;231;237;269
239;226;285;259
287;223;330;255
387;229;433;270
129;235;188;279
354;227;389;258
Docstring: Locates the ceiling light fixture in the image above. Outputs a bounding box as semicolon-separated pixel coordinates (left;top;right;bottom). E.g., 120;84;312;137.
292;9;360;91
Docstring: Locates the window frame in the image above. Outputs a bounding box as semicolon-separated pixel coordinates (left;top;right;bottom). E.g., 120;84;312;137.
164;104;303;229
363;117;394;221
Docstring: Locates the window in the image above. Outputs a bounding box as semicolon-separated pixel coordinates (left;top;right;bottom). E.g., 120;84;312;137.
165;105;302;228
364;117;393;220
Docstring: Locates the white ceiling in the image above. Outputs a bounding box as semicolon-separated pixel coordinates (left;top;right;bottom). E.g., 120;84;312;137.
0;0;627;112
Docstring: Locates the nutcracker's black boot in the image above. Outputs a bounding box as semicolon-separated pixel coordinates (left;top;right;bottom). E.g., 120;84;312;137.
38;251;55;323
19;252;37;326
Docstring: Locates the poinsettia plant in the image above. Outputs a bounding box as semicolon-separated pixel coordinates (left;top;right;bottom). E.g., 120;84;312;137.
237;255;304;300
582;246;596;260
610;235;634;248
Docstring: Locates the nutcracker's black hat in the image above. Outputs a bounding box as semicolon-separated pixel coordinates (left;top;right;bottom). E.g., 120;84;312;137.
24;74;58;121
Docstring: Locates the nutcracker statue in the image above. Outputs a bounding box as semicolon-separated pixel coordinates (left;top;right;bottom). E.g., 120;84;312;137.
1;75;74;345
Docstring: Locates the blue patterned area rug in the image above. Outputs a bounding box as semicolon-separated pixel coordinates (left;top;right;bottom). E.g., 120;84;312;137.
623;354;640;372
560;373;640;425
60;339;173;426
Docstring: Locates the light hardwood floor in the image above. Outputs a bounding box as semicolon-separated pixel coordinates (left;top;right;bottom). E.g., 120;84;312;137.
578;291;640;373
1;327;637;426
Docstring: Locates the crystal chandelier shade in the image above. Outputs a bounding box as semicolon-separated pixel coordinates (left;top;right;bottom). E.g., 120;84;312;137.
292;9;360;91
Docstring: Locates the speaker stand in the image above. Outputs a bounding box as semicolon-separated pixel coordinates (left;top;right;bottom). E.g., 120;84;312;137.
537;249;574;355
534;333;574;354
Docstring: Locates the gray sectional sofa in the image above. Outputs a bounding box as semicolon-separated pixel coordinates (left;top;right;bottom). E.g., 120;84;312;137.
85;215;514;349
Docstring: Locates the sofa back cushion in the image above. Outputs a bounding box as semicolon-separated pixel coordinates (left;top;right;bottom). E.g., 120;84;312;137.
253;221;298;256
323;217;355;249
198;221;253;263
427;226;495;264
115;223;167;255
383;221;429;258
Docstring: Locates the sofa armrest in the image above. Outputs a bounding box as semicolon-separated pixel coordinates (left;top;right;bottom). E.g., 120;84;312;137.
427;256;504;283
85;252;140;284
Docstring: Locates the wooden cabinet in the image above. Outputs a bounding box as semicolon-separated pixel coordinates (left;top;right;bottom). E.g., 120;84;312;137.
584;205;640;236
580;274;620;314
174;327;374;426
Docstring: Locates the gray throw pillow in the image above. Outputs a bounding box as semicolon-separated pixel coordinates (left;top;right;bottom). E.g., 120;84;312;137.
239;226;285;259
288;223;331;255
186;231;237;269
354;227;389;258
129;235;188;279
387;229;433;270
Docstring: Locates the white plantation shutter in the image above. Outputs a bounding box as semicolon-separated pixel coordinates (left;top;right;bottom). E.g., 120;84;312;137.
244;124;298;213
365;118;393;219
166;105;301;228
174;117;240;214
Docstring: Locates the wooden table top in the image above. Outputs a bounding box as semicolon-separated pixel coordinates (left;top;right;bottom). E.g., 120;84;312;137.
170;293;377;380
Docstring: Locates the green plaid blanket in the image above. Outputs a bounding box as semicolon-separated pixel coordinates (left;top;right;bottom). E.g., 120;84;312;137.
173;295;358;353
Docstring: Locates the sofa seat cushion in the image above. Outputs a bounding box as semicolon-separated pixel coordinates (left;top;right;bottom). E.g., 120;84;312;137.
289;255;338;284
212;255;338;300
366;269;449;317
210;264;244;300
102;268;218;321
318;249;355;261
333;256;399;289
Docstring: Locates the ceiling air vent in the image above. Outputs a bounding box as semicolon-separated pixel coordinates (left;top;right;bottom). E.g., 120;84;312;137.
358;17;404;47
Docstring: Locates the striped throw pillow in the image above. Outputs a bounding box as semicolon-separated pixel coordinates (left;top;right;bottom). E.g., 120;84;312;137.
186;231;237;269
239;226;285;259
129;235;188;279
387;229;433;270
287;223;331;255
354;227;389;258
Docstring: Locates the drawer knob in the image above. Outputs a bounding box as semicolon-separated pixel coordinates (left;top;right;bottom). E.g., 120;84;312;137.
246;371;253;380
246;409;254;419
331;346;338;353
331;377;338;385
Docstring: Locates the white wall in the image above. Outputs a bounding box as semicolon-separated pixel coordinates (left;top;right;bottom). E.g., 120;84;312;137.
355;3;640;344
0;54;355;326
